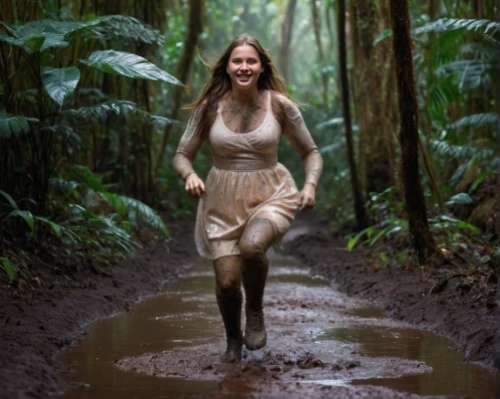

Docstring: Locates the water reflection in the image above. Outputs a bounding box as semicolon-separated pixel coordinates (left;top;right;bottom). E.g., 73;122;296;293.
56;254;499;399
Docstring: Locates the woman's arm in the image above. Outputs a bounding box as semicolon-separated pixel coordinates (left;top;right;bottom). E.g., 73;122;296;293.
172;108;206;197
279;96;323;209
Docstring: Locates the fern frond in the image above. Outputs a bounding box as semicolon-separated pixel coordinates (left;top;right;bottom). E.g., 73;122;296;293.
459;42;496;60
414;18;500;42
437;59;492;90
428;75;460;113
119;196;169;237
63;100;176;127
447;113;497;130
430;139;495;160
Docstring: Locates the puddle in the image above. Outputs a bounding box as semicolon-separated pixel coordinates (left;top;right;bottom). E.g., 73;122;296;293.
57;253;500;399
314;327;499;398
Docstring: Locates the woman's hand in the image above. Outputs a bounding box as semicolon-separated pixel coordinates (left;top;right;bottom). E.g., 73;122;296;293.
185;173;205;197
298;183;316;210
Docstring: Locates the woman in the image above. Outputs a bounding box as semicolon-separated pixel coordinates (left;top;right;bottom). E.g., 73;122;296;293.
173;34;322;363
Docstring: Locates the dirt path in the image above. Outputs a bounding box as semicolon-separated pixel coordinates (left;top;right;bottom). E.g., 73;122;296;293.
58;224;498;399
285;219;500;371
0;219;499;399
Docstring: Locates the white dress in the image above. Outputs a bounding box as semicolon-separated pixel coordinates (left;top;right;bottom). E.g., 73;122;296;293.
173;91;322;260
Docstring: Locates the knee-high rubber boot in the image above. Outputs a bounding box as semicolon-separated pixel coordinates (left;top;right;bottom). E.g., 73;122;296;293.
242;254;269;351
216;289;243;362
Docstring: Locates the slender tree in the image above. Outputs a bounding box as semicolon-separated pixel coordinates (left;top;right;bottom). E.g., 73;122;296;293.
389;0;440;264
337;0;368;230
155;0;205;177
278;0;298;82
496;3;500;236
311;0;328;106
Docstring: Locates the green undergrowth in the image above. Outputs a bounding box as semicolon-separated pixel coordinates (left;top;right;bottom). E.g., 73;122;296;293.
0;167;168;286
344;186;500;296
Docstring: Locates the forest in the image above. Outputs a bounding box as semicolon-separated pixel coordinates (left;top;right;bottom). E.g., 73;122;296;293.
0;0;498;280
0;0;499;398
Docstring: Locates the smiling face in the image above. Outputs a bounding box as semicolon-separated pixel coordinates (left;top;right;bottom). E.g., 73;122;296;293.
226;44;264;91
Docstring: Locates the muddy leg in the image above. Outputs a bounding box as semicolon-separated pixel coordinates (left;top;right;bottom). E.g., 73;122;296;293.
239;218;277;351
213;255;243;362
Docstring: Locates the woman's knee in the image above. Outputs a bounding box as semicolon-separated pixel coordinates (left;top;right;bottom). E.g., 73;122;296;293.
239;239;266;261
239;218;275;261
217;276;240;295
214;255;241;295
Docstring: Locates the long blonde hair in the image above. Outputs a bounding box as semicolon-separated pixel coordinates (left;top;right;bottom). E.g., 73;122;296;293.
187;34;294;138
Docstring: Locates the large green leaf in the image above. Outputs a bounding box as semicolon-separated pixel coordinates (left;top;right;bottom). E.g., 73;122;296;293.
36;216;63;238
9;210;35;231
0;189;18;210
79;50;183;86
0;115;38;138
73;165;105;192
446;193;473;206
41;67;80;105
88;16;163;45
0;257;17;280
0;19;102;53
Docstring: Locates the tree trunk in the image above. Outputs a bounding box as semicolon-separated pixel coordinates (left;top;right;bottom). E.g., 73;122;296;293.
389;0;440;265
311;0;328;106
278;0;298;82
337;0;368;230
155;0;205;177
352;0;395;196
496;3;500;236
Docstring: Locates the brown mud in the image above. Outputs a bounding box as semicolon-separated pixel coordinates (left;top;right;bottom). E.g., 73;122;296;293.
0;218;499;399
0;222;196;399
285;219;500;370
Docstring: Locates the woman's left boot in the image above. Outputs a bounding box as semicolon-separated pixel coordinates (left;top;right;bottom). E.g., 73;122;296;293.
242;256;268;351
216;289;243;362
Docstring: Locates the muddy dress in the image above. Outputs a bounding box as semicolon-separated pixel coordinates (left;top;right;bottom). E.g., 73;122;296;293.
173;91;322;260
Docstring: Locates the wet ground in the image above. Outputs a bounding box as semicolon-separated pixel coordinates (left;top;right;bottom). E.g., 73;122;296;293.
57;251;499;399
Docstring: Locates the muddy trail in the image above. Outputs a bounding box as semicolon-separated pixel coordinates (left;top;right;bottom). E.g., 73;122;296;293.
1;220;499;399
57;231;499;398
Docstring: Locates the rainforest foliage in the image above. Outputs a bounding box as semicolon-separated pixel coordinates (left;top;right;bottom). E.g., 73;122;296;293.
0;0;499;283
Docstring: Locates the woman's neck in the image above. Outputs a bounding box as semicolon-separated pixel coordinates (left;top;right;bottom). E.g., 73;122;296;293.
229;87;261;106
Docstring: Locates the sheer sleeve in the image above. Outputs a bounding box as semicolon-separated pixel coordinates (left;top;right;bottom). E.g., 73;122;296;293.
279;96;323;188
172;108;205;180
